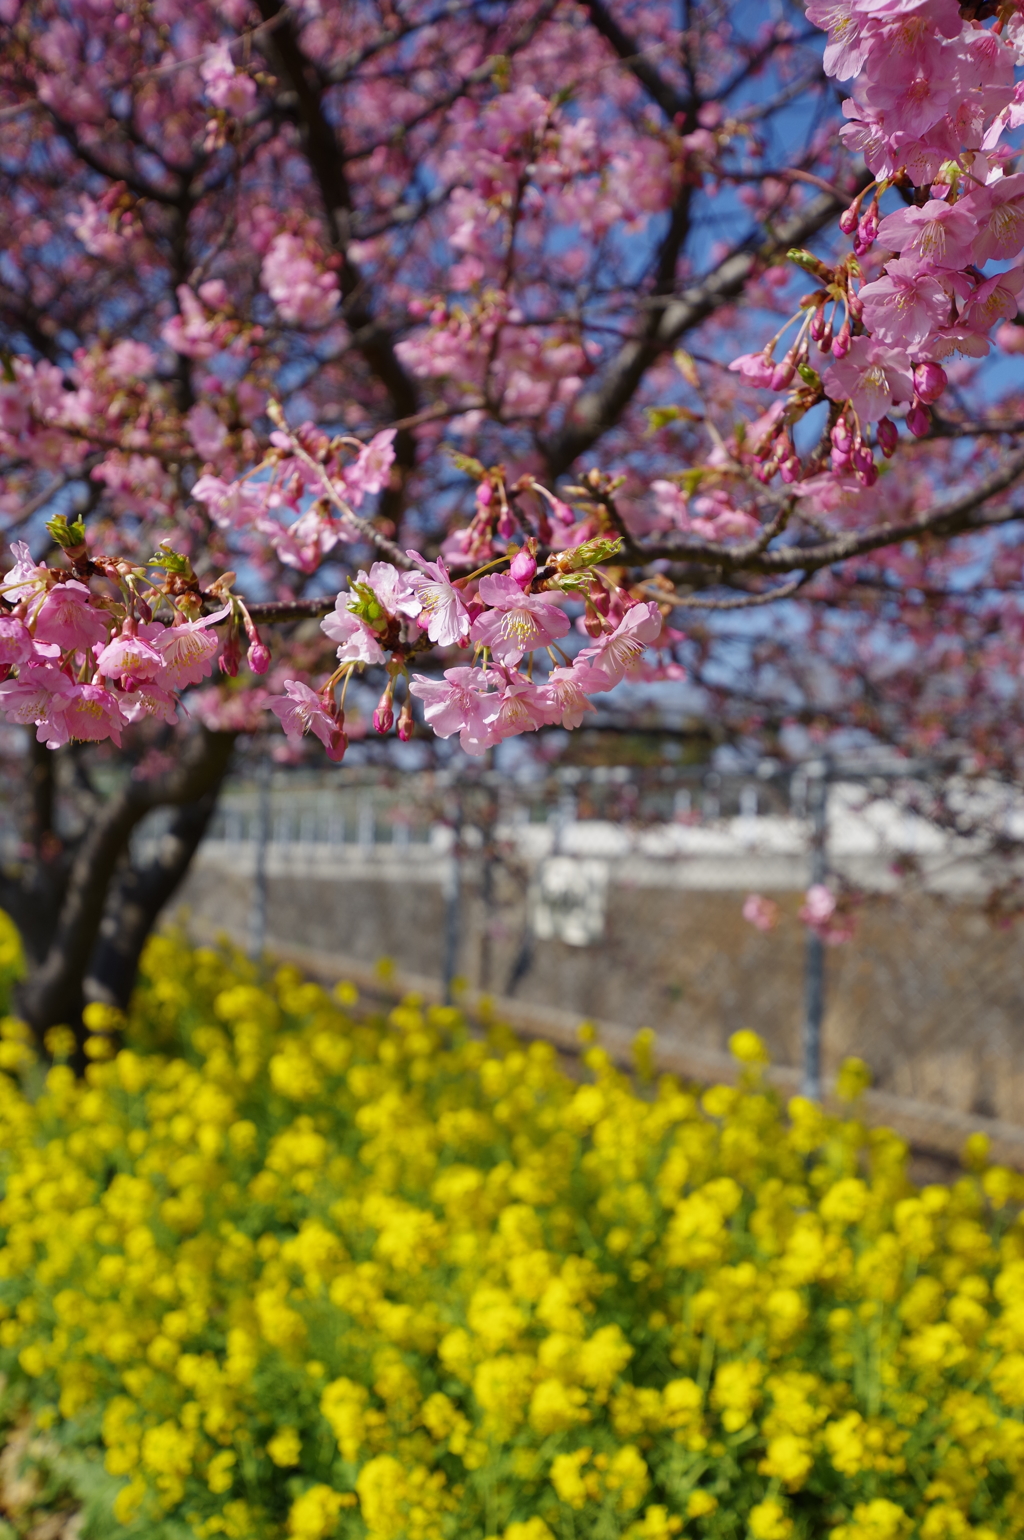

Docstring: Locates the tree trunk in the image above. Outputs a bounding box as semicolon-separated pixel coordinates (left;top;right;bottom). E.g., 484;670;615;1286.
14;729;236;1050
84;788;224;1013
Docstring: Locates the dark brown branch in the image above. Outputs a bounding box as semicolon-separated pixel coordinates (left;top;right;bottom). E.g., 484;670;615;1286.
543;182;867;476
255;0;419;520
581;1;689;120
642;449;1024;575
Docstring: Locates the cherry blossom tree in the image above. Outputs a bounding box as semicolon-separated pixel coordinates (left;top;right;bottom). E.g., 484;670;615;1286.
5;0;1024;1044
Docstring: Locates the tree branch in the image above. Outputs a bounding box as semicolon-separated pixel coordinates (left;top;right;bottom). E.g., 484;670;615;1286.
543;182;867;476
642;450;1024;575
581;1;689;120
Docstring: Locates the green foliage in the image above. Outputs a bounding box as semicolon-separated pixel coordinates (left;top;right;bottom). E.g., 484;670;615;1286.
0;933;1021;1539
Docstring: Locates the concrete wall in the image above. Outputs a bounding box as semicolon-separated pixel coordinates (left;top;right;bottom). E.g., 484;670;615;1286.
176;843;1024;1127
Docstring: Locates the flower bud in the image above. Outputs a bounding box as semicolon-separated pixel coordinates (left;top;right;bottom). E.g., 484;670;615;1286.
396;698;414;741
819;321;833;354
809;305;826;342
770;357;795;391
219;628;241;677
855;203;878;253
247;640;271;674
510;547;537;589
373;685;394;734
913;360;947;404
831;418;853;453
584;603;605;638
497;507;515;539
877;417;898;457
839;202;860;235
326;724;348;763
832;320;851;360
906;400;931;438
831;447;852;473
853;445;877;485
780;456;801;484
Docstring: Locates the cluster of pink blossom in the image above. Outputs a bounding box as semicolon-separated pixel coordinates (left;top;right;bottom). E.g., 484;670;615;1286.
192;424;398;573
744;887;856;946
726;0;1024;492
269;541;665;762
0;541;250;749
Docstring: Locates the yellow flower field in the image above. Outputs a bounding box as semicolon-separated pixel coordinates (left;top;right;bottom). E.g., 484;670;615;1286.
0;921;1022;1538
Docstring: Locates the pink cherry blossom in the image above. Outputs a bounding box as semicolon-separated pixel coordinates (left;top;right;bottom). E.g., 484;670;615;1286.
121;682;179;725
486;674;553;741
857;258;951;348
578;602;664;689
875;200;979;271
154;607;229;689
267;680;346;760
261;234;340;329
320;601;386;666
0;662;75;728
541;661;603;728
185;402;227;460
470;572;570;663
360;561;421;620
408;666;498;753
33;581;110;651
0;616;34;666
743;893;780;932
822;338;915;423
344;430;396;507
46;682;127;748
95;623;166;682
160;286;219;359
200;42;256;116
406;552;471;646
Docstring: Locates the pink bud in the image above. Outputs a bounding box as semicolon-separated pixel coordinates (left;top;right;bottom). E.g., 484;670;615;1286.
832;320;851;360
780;456;801;484
396;698;414;741
247;640;270;674
770;358;795;391
831;419;853;453
831;448;852;473
913;361;947;404
497;507;515;539
809;305;826;342
839;202;860;235
219;630;240;677
552;498;575;526
877;417;898;457
906;400;931;438
853;445;877;486
373;686;394;734
476;481;493;508
847;291;864;324
510;548;537;589
326;725;348;763
819;321;833;354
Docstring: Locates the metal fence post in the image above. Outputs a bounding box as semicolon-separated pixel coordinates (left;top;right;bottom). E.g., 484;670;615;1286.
442;790;463;1006
248;750;271;962
802;758;829;1100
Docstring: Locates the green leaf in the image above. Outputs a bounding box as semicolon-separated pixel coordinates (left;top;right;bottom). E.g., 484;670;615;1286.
45;513;86;549
147;544;192;576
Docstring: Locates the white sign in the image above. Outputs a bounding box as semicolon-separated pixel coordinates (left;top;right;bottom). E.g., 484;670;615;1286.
531;857;608;947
